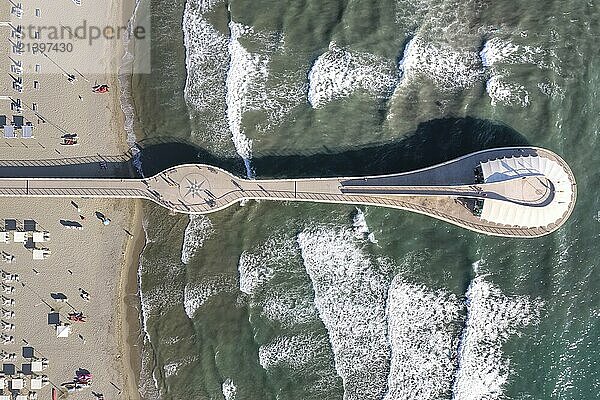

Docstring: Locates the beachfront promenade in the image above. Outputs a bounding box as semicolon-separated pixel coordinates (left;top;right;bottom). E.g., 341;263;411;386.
0;147;577;238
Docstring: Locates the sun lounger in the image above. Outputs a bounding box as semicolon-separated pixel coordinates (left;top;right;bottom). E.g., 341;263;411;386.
21;125;33;139
32;250;43;260
30;377;43;389
10;378;23;389
3;126;16;139
13;232;26;243
31;361;43;372
31;232;49;242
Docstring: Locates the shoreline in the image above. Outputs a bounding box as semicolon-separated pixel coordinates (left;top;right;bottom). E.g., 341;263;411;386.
114;0;148;397
118;199;145;400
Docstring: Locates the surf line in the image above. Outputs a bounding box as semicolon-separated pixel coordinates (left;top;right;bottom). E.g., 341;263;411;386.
449;278;473;399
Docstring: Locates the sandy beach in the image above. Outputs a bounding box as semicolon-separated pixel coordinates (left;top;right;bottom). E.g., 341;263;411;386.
0;198;141;400
0;0;143;398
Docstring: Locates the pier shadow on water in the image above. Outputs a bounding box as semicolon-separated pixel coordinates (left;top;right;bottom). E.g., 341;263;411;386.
0;117;529;178
138;117;529;178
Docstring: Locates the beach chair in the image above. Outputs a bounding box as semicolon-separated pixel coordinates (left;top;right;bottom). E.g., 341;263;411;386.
11;78;22;93
10;99;21;113
10;4;23;18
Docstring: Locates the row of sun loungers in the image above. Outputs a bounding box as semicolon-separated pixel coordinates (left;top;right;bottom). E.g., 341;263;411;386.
0;231;49;244
0;231;51;260
3;125;34;139
0;374;49;399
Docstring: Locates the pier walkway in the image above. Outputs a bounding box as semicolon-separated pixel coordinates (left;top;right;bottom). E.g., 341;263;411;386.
0;147;577;238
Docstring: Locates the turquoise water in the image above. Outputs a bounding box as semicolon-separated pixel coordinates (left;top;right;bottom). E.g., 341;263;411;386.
132;0;600;399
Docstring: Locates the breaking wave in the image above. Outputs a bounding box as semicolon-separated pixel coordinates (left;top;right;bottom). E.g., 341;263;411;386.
452;276;542;400
308;43;397;108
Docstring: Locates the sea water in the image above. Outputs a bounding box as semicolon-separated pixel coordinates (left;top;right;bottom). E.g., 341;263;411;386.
131;0;600;398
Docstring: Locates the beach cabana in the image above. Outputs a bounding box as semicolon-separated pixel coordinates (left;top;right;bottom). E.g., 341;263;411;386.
0;376;5;388
3;125;15;139
56;325;70;338
15;395;27;400
32;250;44;260
13;232;26;243
0;395;9;400
21;125;33;139
0;232;8;243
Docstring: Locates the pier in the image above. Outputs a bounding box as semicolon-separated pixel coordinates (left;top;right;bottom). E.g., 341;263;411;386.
0;147;577;238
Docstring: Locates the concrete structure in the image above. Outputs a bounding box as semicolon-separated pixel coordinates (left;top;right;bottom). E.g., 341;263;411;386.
0;147;577;237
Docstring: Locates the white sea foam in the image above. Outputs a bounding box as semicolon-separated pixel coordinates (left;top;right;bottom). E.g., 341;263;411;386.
451;276;542;400
184;274;238;318
237;235;296;295
237;234;319;328
184;4;304;170
352;208;378;244
485;75;530;107
225;21;307;176
471;259;484;275
352;208;369;237
182;0;230;144
480;38;544;68
163;356;197;379
384;276;462;400
222;378;237;400
297;227;390;400
138;220;152;338
479;37;563;106
238;254;274;296
259;333;330;370
307;42;397;108
238;234;318;329
181;215;213;265
225;21;268;169
239;233;340;396
394;0;430;28
139;346;161;399
537;81;564;99
260;288;319;328
398;36;485;92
